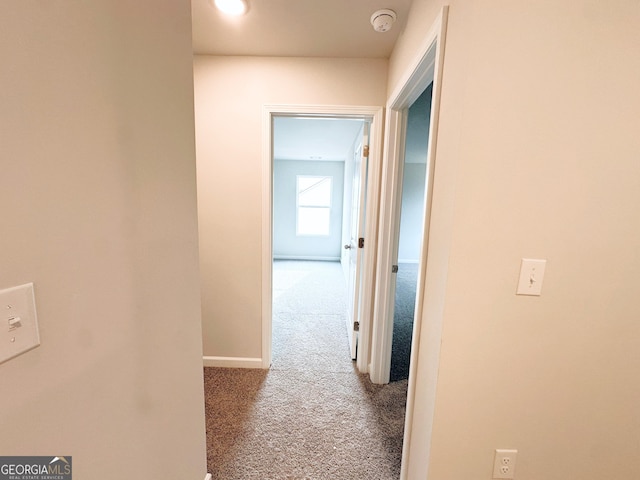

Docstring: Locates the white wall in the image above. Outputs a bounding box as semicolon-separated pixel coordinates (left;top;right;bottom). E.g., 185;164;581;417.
273;160;345;259
0;1;207;479
194;56;387;359
391;1;640;479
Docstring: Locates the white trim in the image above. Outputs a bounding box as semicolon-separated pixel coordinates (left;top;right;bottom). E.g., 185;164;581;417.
363;5;449;480
397;259;420;264
204;474;212;480
370;107;408;384
400;8;449;480
273;255;341;261
356;107;385;375
262;104;384;375
372;11;447;381
387;7;447;108
202;356;263;369
262;106;274;369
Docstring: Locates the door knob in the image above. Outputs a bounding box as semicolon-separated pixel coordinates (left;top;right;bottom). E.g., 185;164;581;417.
344;244;352;249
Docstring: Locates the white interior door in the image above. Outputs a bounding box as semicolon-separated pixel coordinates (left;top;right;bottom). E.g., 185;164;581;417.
345;125;370;359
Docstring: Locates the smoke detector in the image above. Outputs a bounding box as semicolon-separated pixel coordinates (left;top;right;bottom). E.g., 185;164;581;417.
370;9;397;32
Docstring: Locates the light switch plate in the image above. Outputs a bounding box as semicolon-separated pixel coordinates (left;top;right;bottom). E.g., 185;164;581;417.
516;259;546;296
0;283;40;365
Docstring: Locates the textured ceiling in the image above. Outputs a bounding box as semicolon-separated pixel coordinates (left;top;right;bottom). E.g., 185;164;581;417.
192;0;413;58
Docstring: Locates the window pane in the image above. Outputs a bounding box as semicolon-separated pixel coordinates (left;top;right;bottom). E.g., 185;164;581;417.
298;176;332;207
297;207;330;236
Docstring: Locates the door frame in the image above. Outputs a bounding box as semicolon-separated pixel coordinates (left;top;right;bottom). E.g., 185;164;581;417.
368;6;449;479
370;7;448;384
261;105;384;373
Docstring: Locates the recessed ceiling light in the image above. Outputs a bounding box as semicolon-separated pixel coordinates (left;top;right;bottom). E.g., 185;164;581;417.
213;0;248;16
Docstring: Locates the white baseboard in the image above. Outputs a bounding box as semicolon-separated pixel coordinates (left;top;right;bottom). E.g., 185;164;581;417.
273;255;340;261
203;356;264;369
204;474;212;480
397;259;420;264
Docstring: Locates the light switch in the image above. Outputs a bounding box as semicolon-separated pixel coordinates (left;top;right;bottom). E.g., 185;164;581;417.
8;316;22;330
0;283;40;364
516;259;546;296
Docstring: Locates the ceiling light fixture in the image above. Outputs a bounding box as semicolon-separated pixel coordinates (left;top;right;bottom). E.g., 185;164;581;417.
213;0;248;16
370;9;397;32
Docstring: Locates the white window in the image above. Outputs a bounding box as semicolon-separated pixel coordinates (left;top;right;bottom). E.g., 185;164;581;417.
296;175;332;236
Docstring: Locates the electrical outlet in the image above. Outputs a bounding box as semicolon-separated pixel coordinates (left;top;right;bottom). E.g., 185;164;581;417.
493;449;517;479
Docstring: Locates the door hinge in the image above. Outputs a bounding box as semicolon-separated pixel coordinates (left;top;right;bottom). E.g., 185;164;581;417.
363;145;369;158
353;321;360;332
358;237;364;248
392;265;398;273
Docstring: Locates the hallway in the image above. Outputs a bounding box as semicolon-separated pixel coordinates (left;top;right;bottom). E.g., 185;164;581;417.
204;260;407;479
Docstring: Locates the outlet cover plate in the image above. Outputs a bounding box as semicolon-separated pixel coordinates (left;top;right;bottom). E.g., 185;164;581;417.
493;449;517;479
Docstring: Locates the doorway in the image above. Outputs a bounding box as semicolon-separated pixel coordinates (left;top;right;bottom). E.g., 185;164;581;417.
271;115;365;362
367;7;448;479
262;105;383;374
389;84;433;382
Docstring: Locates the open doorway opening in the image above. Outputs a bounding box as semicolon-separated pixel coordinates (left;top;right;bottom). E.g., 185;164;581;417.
271;116;366;365
389;84;433;382
262;105;383;375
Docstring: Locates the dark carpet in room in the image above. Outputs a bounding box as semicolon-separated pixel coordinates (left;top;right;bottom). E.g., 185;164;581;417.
389;263;419;382
204;260;407;480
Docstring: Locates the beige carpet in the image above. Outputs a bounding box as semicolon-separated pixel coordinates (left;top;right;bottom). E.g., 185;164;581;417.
204;260;408;479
